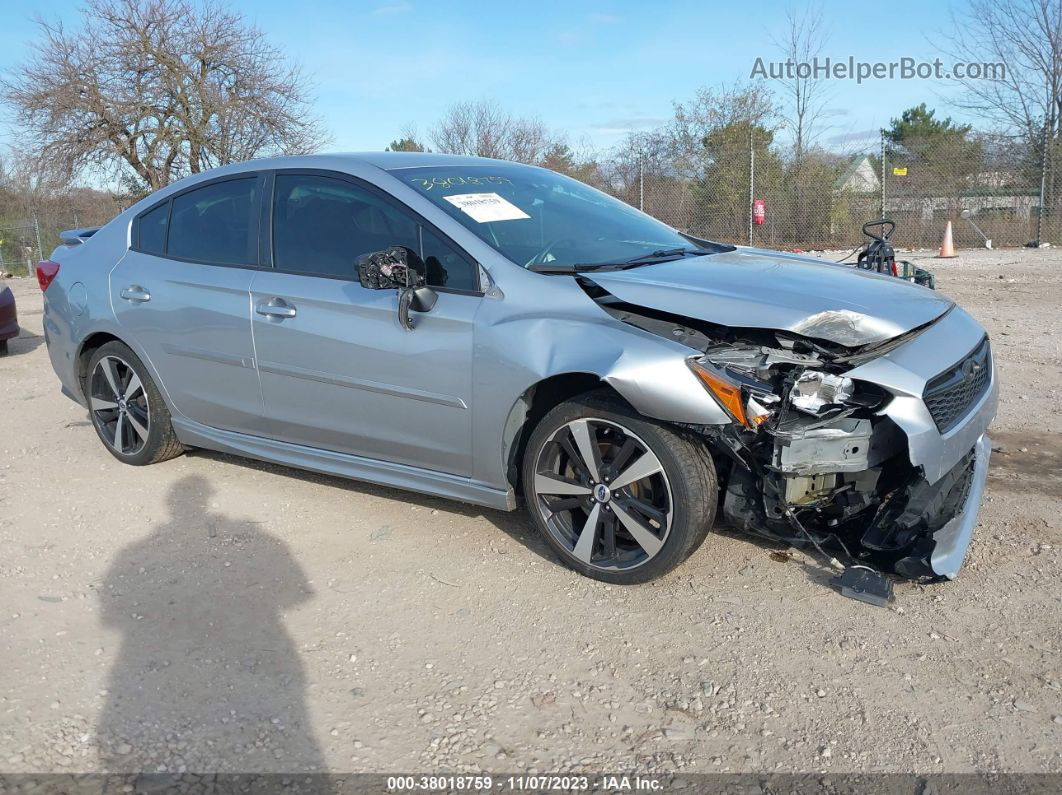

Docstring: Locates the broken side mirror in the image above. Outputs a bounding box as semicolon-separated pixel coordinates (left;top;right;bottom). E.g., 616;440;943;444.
356;246;437;330
357;245;424;290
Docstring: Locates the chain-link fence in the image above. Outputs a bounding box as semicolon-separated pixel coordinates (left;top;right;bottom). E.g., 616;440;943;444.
0;220;45;278
882;132;1046;248
607;129;1058;252
0;199;125;277
2;136;1056;271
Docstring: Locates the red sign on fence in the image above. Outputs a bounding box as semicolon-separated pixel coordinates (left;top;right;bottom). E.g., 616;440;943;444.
752;199;766;225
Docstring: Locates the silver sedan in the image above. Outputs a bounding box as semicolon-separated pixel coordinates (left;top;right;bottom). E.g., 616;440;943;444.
38;153;996;586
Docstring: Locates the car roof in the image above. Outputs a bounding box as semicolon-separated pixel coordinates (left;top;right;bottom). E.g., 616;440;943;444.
122;151;539;214
344;151;522;170
243;151;525;172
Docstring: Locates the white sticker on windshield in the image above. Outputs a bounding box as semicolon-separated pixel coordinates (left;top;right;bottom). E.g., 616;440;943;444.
442;192;530;223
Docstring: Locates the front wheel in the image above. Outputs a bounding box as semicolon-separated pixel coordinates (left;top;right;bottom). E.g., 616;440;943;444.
522;392;717;584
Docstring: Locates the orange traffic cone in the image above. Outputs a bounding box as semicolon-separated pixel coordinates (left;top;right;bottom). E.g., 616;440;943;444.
937;221;957;258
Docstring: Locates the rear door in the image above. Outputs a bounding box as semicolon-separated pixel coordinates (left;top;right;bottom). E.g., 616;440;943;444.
249;170;482;475
111;174;265;434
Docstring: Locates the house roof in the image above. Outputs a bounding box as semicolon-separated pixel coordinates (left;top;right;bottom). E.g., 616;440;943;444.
834;155;879;192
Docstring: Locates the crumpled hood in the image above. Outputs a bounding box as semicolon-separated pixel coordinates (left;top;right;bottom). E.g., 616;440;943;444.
585;247;954;347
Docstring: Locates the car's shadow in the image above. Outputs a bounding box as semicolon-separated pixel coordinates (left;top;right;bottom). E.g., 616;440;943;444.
2;327;45;356
187;448;555;563
188;449;842;589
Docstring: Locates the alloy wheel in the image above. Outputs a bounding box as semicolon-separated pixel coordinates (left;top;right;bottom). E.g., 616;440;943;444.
89;355;150;456
532;417;673;571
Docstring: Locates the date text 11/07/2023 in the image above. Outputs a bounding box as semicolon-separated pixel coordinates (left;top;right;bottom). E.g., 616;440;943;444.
386;774;665;791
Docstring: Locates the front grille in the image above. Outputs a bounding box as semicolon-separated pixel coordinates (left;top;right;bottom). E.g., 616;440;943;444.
923;336;991;433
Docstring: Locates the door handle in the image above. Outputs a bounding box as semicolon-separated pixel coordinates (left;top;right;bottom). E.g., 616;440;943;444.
255;298;297;319
119;285;151;302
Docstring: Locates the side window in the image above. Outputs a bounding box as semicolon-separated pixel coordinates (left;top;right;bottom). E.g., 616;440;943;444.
273;174;419;278
138;202;169;255
421;227;477;291
168;178;257;266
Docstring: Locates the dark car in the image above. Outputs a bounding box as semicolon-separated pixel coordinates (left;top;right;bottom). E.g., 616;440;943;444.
0;284;18;355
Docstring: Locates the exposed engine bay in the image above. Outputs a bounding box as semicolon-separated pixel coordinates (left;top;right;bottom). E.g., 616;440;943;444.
583;279;981;582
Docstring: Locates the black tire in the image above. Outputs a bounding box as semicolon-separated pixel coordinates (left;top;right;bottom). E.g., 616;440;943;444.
85;341;183;466
522;390;717;584
0;339;8;356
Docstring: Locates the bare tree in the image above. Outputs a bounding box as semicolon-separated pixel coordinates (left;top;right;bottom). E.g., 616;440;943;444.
947;0;1062;141
0;145;124;268
667;82;779;178
601;131;670;192
772;4;832;159
429;100;558;164
3;0;329;190
598;131;693;225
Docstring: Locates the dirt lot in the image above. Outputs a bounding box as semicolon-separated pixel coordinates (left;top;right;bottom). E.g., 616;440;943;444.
1;248;1060;777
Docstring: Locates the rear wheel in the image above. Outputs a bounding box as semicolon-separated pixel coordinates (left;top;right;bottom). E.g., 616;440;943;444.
522;392;717;584
85;341;183;465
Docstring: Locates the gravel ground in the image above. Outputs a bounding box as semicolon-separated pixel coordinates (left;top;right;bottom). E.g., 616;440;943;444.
0;247;1059;776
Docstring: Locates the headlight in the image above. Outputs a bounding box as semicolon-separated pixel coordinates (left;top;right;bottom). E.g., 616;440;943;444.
688;357;780;428
789;371;854;414
690;358;860;428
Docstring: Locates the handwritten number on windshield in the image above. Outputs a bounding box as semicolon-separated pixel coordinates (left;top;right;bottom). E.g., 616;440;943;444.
411;175;514;191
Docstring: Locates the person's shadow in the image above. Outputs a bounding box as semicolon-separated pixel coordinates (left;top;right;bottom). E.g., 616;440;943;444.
96;475;325;773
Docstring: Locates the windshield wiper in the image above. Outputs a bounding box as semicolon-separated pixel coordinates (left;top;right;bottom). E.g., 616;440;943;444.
528;262;619;273
598;247;710;269
531;248;708;274
625;247;703;263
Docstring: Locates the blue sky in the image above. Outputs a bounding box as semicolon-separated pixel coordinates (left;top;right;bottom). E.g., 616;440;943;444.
0;0;969;159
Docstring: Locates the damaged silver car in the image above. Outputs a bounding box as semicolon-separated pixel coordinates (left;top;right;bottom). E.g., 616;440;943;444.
39;153;996;587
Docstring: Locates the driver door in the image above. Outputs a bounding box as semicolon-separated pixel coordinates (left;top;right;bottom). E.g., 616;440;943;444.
249;170;482;476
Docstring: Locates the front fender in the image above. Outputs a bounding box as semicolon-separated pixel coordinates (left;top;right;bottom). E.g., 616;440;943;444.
470;308;731;491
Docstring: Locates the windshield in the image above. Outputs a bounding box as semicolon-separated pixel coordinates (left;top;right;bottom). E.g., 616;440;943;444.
395;164;719;270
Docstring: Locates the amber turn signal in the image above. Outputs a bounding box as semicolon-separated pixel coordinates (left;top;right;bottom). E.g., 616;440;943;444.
688;358;750;428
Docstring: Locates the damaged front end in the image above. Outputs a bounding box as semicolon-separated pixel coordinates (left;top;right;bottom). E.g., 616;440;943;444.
593;289;995;581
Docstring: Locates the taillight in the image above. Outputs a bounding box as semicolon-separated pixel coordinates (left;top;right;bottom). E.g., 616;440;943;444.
36;260;60;291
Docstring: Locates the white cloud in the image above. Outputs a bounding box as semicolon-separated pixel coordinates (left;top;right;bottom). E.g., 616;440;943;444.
825;129;881;147
588;116;667;134
373;1;412;15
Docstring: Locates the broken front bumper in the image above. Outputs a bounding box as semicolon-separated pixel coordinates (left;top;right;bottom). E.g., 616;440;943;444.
929;433;991;578
845;306;997;578
850;306;998;484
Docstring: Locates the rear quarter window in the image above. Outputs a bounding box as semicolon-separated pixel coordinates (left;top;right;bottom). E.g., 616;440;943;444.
137;202;169;255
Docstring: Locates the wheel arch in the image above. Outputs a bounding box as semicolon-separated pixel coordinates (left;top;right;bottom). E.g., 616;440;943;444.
484;325;732;497
75;330;178;417
500;372;630;495
76;331;125;392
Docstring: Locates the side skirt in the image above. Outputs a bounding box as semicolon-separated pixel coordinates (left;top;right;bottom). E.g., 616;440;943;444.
170;417;517;512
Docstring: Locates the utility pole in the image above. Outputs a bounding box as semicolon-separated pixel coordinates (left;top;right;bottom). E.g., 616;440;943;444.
1037;113;1052;247
638;158;644;211
748;127;755;246
32;214;43;271
879;129;886;220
